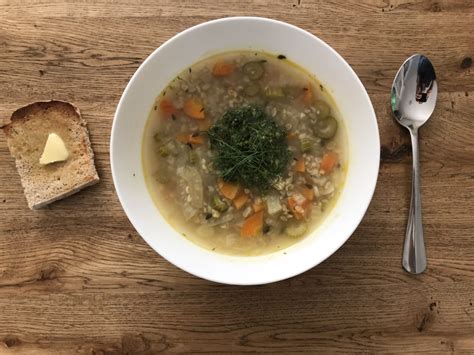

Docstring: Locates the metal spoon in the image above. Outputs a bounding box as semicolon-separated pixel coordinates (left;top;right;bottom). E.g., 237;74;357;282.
391;54;437;274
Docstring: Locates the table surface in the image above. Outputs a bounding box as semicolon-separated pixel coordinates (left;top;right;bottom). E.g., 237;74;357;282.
0;0;473;353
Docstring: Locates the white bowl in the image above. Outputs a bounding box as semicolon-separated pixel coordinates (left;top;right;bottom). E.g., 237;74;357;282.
111;17;380;285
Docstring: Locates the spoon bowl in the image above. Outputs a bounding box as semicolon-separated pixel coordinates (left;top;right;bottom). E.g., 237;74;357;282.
392;54;437;128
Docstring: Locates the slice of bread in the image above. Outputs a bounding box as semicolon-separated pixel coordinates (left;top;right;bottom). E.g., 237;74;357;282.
2;101;99;209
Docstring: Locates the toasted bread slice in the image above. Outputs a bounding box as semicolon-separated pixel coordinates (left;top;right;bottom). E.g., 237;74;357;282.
2;101;99;209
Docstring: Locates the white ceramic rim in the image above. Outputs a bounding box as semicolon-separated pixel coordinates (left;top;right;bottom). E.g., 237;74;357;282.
111;17;380;285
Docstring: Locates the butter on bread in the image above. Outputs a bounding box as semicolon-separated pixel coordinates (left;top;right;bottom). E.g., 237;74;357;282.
2;101;99;209
39;132;70;165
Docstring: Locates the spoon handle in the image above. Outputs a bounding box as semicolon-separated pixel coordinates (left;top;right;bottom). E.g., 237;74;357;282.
403;128;426;274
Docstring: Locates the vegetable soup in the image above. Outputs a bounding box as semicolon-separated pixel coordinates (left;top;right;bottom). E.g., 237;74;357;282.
143;51;347;256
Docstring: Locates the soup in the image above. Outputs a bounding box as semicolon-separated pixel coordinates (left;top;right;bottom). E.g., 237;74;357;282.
143;51;347;256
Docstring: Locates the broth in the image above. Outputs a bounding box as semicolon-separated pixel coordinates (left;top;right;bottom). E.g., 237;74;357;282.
143;51;347;256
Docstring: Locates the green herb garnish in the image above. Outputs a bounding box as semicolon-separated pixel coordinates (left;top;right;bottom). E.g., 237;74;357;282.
208;105;290;191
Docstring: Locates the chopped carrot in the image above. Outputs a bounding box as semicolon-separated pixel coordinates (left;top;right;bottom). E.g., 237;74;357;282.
233;193;249;210
293;157;305;173
212;60;235;77
159;99;177;116
176;133;205;145
288;194;311;220
176;134;188;143
218;180;240;200
198;119;211;132
184;97;205;120
189;135;205;145
288;196;302;220
287;132;297;140
241;210;264;238
301;185;315;201
252;198;265;213
320;151;338;174
302;84;313;105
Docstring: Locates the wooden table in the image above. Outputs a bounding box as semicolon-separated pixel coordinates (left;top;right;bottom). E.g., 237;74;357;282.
1;1;473;353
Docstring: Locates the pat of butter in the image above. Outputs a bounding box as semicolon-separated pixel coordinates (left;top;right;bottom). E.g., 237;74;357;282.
39;133;69;165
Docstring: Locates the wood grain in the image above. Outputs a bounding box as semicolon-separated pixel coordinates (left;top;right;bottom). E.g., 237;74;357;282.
0;0;473;353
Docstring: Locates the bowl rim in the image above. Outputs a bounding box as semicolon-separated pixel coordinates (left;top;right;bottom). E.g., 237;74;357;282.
110;16;380;285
